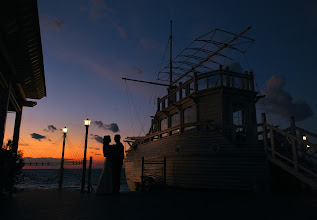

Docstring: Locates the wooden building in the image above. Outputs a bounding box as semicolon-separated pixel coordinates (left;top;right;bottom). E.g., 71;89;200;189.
0;0;46;154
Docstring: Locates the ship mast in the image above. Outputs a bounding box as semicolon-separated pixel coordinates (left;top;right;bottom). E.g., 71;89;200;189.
169;20;173;86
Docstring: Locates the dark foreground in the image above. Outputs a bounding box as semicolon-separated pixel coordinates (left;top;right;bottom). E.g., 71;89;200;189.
1;189;317;219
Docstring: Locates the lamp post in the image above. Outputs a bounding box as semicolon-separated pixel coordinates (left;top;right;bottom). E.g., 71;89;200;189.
81;119;91;193
58;127;68;190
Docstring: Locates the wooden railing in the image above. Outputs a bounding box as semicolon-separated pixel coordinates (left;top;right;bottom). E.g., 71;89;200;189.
157;67;255;111
261;113;317;188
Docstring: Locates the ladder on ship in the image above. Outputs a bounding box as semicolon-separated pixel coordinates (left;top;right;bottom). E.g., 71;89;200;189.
261;113;317;190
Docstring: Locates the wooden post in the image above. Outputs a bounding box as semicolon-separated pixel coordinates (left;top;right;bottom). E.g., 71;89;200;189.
178;82;182;100
244;71;249;90
12;105;23;157
193;72;198;92
262;113;268;153
219;65;223;86
249;72;255;91
225;66;230;87
290;116;296;135
163;157;166;185
157;98;160;111
0;80;11;148
291;138;298;172
141;157;144;188
269;128;275;158
87;157;92;193
289;116;298;171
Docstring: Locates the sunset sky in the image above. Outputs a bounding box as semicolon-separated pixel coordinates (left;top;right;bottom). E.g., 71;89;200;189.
4;0;317;167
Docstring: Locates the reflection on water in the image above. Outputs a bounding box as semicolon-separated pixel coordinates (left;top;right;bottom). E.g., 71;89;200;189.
16;168;129;191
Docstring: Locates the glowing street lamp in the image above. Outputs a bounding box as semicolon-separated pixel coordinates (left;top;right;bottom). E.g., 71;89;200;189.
81;119;91;193
84;119;91;126
59;127;68;190
62;127;68;134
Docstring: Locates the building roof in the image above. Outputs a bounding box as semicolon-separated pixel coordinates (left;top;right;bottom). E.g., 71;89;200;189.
0;0;46;100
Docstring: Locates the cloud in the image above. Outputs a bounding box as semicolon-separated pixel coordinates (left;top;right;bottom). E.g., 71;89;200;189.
43;125;57;132
140;38;161;50
87;0;126;38
40;16;65;31
30;133;48;141
90;134;103;143
130;66;143;75
92;121;120;132
261;75;313;121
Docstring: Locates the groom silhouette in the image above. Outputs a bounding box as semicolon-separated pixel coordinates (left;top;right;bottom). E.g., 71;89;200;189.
112;134;124;193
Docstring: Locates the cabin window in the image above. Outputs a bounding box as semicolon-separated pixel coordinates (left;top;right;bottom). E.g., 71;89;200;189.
171;112;180;127
198;78;207;90
184;105;196;124
233;104;245;133
160;118;168;131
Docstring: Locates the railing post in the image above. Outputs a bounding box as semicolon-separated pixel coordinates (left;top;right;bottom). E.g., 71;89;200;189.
291;138;298;172
244;71;249;90
225;66;230;87
194;72;198;92
290;116;296;136
87;157;92;193
219;65;223;86
262;113;268;153
178;82;182;100
157;98;160;111
249;71;255;91
269;128;275;158
141;157;144;188
163;157;166;185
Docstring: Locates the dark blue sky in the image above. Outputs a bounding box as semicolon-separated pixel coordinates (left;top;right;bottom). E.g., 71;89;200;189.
7;0;317;151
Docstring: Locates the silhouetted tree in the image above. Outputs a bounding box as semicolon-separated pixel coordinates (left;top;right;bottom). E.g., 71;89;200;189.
0;139;24;193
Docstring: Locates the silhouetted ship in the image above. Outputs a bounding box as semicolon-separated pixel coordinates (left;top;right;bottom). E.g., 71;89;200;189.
123;24;317;191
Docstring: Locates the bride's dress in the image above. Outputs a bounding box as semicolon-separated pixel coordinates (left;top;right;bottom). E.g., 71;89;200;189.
96;157;112;194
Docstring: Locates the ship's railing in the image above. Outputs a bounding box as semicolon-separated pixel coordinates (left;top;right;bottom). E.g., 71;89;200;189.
138;120;213;145
157;66;255;111
260;113;317;189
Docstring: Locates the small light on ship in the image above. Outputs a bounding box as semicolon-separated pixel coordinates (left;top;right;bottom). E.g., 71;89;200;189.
307;145;310;148
303;135;307;141
62;127;68;134
84;119;91;126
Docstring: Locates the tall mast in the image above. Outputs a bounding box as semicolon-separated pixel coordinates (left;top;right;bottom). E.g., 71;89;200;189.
169;20;173;86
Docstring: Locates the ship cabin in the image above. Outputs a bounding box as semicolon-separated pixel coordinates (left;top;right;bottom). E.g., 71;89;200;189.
142;65;259;146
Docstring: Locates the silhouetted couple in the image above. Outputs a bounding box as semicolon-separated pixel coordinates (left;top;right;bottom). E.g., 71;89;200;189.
96;134;124;195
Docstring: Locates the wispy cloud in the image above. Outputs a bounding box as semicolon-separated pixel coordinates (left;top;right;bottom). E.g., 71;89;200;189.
84;0;126;38
90;134;103;143
40;16;65;31
43;125;57;132
30;133;49;142
92;121;120;133
261;75;313;121
140;38;161;50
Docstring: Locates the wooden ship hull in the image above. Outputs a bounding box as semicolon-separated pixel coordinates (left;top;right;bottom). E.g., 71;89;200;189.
125;129;266;191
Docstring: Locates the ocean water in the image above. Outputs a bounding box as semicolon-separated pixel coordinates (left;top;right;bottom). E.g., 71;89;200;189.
15;168;129;191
